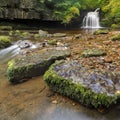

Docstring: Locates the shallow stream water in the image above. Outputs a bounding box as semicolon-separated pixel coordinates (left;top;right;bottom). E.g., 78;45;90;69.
0;29;120;120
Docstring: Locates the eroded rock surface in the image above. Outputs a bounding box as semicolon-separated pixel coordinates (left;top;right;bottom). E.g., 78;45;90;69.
7;48;70;84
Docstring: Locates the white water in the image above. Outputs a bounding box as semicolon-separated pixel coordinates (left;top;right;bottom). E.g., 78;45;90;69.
82;8;101;29
0;40;37;64
0;44;20;64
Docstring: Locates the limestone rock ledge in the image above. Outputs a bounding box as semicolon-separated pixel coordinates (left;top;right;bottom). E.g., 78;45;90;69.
0;0;54;20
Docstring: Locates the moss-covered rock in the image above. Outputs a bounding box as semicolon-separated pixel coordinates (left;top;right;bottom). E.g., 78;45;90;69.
53;33;66;37
44;60;120;109
48;39;57;45
7;48;70;84
93;30;109;35
0;26;12;30
0;36;12;49
111;34;120;41
81;48;106;57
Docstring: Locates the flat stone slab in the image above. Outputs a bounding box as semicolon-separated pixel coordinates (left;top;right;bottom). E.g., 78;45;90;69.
44;60;120;109
7;48;70;84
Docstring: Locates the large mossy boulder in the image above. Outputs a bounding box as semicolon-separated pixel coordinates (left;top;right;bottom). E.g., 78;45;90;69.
44;60;120;109
7;48;70;84
0;36;12;49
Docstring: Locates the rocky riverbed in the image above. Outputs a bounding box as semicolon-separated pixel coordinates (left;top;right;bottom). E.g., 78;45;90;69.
0;29;120;120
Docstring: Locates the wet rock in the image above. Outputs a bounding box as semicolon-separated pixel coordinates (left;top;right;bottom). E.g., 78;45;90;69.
53;33;66;37
7;48;70;84
0;36;12;49
17;40;32;49
81;48;106;57
44;60;120;108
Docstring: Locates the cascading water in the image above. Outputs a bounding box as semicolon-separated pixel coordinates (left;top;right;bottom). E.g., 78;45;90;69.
0;40;37;64
82;8;101;29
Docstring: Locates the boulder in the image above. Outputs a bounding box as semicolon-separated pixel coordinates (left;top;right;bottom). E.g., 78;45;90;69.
7;48;70;84
44;60;120;109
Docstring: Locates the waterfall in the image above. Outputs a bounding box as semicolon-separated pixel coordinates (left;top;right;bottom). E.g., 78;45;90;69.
82;8;101;29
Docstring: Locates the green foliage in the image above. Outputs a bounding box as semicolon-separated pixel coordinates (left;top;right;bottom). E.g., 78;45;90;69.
101;0;120;26
37;0;119;26
53;1;80;24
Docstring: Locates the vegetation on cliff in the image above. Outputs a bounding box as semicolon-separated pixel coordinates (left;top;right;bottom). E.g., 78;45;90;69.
37;0;120;26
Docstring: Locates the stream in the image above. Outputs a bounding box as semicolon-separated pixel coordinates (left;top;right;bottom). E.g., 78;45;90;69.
0;29;120;120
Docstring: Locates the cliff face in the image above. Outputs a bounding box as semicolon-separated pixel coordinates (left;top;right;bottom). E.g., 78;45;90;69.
0;0;54;20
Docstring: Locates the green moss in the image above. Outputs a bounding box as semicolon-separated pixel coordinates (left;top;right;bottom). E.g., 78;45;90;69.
44;61;118;109
0;36;12;49
48;39;57;45
22;32;30;37
93;30;109;35
34;34;40;38
9;30;21;36
81;48;106;57
111;34;120;41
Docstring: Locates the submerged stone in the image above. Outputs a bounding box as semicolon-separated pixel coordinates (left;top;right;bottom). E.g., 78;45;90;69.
7;48;70;84
81;48;106;57
44;60;120;109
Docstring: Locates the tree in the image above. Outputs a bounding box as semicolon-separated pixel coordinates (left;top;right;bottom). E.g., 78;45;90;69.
101;0;120;27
